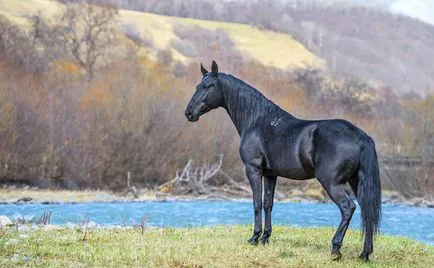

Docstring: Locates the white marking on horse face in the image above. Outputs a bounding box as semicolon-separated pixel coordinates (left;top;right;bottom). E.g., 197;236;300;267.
270;118;282;126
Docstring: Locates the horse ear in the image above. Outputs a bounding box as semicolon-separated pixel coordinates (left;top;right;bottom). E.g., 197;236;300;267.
211;60;218;75
200;63;208;76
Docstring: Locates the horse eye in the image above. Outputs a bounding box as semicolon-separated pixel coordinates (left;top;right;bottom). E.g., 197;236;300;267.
204;84;214;90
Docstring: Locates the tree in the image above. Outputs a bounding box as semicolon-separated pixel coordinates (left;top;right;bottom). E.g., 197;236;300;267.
33;3;119;81
1;15;44;73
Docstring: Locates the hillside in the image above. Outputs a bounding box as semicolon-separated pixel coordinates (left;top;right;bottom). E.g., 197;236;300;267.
97;0;434;95
22;0;434;95
0;0;324;70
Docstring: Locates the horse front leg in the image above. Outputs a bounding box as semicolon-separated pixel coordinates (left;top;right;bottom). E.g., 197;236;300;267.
246;164;263;245
261;175;277;244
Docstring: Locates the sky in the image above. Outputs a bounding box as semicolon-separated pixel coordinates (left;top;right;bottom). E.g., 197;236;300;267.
286;0;434;25
337;0;434;25
390;0;434;25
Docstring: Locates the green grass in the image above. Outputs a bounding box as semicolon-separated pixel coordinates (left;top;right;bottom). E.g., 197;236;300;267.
1;226;432;267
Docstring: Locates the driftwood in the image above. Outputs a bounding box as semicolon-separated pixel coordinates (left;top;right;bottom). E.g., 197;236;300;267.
157;155;251;197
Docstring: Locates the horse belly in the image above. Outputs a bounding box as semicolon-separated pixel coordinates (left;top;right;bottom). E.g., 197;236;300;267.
265;146;315;180
262;123;316;179
269;159;314;179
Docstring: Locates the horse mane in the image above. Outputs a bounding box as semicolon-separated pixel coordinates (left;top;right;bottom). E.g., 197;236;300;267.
218;73;288;131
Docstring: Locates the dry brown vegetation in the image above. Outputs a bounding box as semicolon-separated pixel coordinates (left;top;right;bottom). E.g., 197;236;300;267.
0;1;433;198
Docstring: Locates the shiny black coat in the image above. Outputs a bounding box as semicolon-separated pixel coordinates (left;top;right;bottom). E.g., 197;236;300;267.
185;61;381;261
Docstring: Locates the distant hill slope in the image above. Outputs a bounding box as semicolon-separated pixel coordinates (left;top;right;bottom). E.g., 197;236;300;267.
284;6;434;95
0;0;324;70
91;0;434;95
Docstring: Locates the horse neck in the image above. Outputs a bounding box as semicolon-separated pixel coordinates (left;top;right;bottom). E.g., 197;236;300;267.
219;74;282;135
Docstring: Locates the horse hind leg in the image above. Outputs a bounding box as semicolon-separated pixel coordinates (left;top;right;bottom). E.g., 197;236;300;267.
322;182;356;260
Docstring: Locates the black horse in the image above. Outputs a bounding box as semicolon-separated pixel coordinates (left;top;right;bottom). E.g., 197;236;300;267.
185;61;381;262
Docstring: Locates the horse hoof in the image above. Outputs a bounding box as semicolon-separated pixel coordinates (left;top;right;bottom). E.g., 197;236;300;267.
260;237;269;245
248;238;259;246
359;254;370;262
331;251;342;261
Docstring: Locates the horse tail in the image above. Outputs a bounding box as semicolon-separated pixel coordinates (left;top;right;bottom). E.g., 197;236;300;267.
357;136;381;241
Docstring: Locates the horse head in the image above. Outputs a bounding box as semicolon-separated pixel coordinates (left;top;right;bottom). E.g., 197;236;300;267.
185;61;223;122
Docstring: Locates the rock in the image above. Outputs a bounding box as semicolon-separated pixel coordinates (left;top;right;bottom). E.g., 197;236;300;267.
205;194;229;201
18;225;30;232
427;202;434;208
17;197;33;203
88;221;97;228
10;254;19;263
412;197;424;206
288;189;304;196
287;196;315;203
418;199;434;208
381;197;393;204
382;191;405;204
274;191;287;200
65;222;76;229
43;225;63;231
304;188;327;201
0;215;13;227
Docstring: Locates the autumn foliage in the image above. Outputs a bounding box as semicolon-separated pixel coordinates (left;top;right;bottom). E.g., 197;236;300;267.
0;3;433;197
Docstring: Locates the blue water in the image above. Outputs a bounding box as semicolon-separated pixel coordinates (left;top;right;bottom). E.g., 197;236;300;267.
1;201;433;244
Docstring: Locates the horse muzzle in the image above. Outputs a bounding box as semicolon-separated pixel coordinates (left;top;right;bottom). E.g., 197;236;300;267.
185;107;200;122
185;110;199;122
185;103;209;122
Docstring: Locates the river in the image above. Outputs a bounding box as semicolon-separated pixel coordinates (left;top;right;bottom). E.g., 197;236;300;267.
0;201;433;244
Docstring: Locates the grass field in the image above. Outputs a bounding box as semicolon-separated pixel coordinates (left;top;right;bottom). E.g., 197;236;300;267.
1;225;432;267
1;0;324;69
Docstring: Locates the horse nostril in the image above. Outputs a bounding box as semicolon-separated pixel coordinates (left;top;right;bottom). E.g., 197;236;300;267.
187;111;192;116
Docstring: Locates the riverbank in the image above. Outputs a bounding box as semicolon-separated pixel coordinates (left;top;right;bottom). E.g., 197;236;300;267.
1;188;433;208
0;188;158;204
0;225;432;267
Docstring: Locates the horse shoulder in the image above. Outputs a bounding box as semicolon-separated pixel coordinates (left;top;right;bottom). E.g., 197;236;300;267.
239;129;264;167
